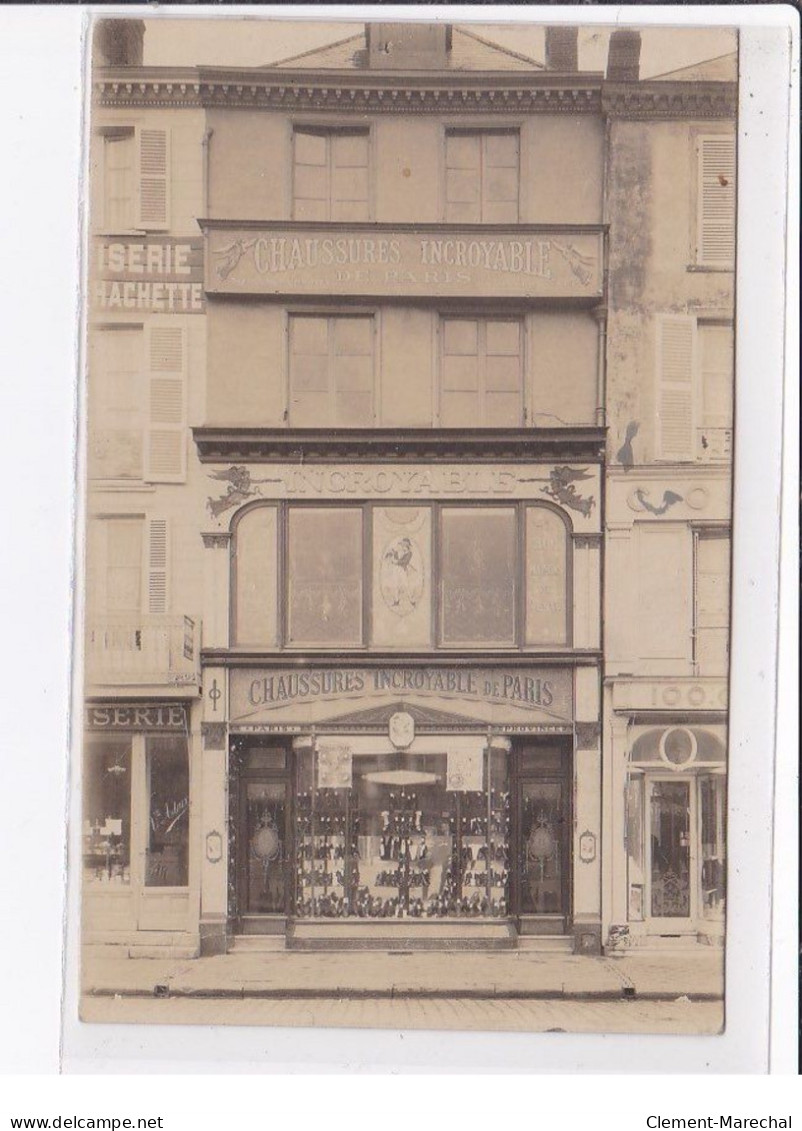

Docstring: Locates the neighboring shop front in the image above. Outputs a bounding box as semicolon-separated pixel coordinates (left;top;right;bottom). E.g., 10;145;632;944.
82;699;201;955
605;680;727;948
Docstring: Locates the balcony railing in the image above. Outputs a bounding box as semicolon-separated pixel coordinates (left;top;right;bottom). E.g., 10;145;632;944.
85;615;200;689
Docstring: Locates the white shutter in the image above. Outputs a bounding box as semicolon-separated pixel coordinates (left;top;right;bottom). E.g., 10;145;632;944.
146;517;169;615
136;127;170;230
145;324;187;483
697;135;735;267
656;315;697;461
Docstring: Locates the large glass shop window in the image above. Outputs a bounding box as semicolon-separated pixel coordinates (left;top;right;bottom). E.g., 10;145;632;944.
83;736;131;886
287;508;363;646
699;774;726;919
145;736;189;887
295;747;510;918
440;507;516;645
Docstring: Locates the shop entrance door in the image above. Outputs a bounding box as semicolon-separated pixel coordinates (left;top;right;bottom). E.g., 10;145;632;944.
645;778;695;928
232;743;292;932
513;742;571;935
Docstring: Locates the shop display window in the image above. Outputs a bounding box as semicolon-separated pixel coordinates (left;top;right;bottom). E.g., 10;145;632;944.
145;736;189;887
83;736;131;886
294;747;509;919
440;507;516;645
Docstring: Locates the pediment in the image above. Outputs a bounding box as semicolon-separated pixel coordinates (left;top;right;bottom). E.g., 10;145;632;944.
314;700;485;731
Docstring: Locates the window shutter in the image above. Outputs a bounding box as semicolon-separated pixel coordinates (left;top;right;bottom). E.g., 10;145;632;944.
146;517;169;615
656;315;697;461
697;135;735;267
145;324;187;482
136;127;170;230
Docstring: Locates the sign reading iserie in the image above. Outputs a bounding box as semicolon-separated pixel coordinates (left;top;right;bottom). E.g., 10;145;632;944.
206;226;603;300
85;704;188;731
93;238;205;313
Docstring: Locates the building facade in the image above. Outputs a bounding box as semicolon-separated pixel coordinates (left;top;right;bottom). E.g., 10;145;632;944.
82;20;735;959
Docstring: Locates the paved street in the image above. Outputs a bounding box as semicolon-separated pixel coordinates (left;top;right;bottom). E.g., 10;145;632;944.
81;993;723;1034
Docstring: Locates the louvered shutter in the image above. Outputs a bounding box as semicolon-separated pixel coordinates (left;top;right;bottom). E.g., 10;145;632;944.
145;324;187;483
146;517;169;615
697;135;736;267
656;315;697;461
136;127;170;230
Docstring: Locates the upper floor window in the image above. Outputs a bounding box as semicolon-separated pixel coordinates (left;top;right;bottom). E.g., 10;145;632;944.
86;515;169;619
439;317;523;427
696;134;736;268
232;502;570;651
98;127;170;232
693;529;731;677
289;314;374;427
293;128;370;222
89;324;187;483
286;507;364;646
655;315;733;463
444;130;519;224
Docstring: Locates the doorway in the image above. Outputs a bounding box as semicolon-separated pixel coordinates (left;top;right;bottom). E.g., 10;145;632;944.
513;740;572;934
230;741;292;931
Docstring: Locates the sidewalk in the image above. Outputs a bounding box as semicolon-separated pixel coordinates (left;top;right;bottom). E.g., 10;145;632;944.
82;947;724;1003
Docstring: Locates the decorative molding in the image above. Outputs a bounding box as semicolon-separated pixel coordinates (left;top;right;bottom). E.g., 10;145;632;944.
201;721;227;750
94;67;603;114
575;721;601;749
201;532;232;549
93;68;735;121
573;533;602;549
602;81;736;120
192;427;606;465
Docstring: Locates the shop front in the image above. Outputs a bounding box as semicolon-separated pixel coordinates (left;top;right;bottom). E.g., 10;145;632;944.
198;662;603;953
605;680;727;948
82;700;200;955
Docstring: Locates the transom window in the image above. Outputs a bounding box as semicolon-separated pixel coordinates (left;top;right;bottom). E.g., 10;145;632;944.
445;130;519;224
440;317;523;427
293;128;370;222
233;503;570;650
289;314;374;427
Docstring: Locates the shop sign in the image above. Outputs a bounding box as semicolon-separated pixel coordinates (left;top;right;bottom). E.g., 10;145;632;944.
206;225;603;300
85;703;188;731
231;666;573;724
93;237;205;314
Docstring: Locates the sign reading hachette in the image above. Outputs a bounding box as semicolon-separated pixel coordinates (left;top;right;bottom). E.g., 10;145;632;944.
93;237;205;313
206;225;603;299
230;666;573;723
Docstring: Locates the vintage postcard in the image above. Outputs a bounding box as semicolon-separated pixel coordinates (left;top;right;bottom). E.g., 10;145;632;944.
78;13;740;1036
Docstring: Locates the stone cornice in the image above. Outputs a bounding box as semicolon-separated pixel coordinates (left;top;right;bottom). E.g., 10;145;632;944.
602;80;736;120
192;426;607;464
93;66;736;120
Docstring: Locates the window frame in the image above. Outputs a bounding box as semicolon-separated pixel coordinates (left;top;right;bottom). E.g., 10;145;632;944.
654;314;734;464
291;124;374;223
230;500;573;652
691;523;732;677
436;313;526;428
442;126;521;225
95;124;171;235
286;309;379;429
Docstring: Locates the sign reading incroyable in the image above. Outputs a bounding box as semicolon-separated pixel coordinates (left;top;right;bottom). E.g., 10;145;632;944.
205;225;603;299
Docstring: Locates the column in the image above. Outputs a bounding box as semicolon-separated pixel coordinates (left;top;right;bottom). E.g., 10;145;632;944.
199;665;228;955
201;531;231;649
573;664;602;954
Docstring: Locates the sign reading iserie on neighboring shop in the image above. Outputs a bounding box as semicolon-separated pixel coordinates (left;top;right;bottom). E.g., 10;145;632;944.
93;238;205;313
206;225;603;300
85;703;188;731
